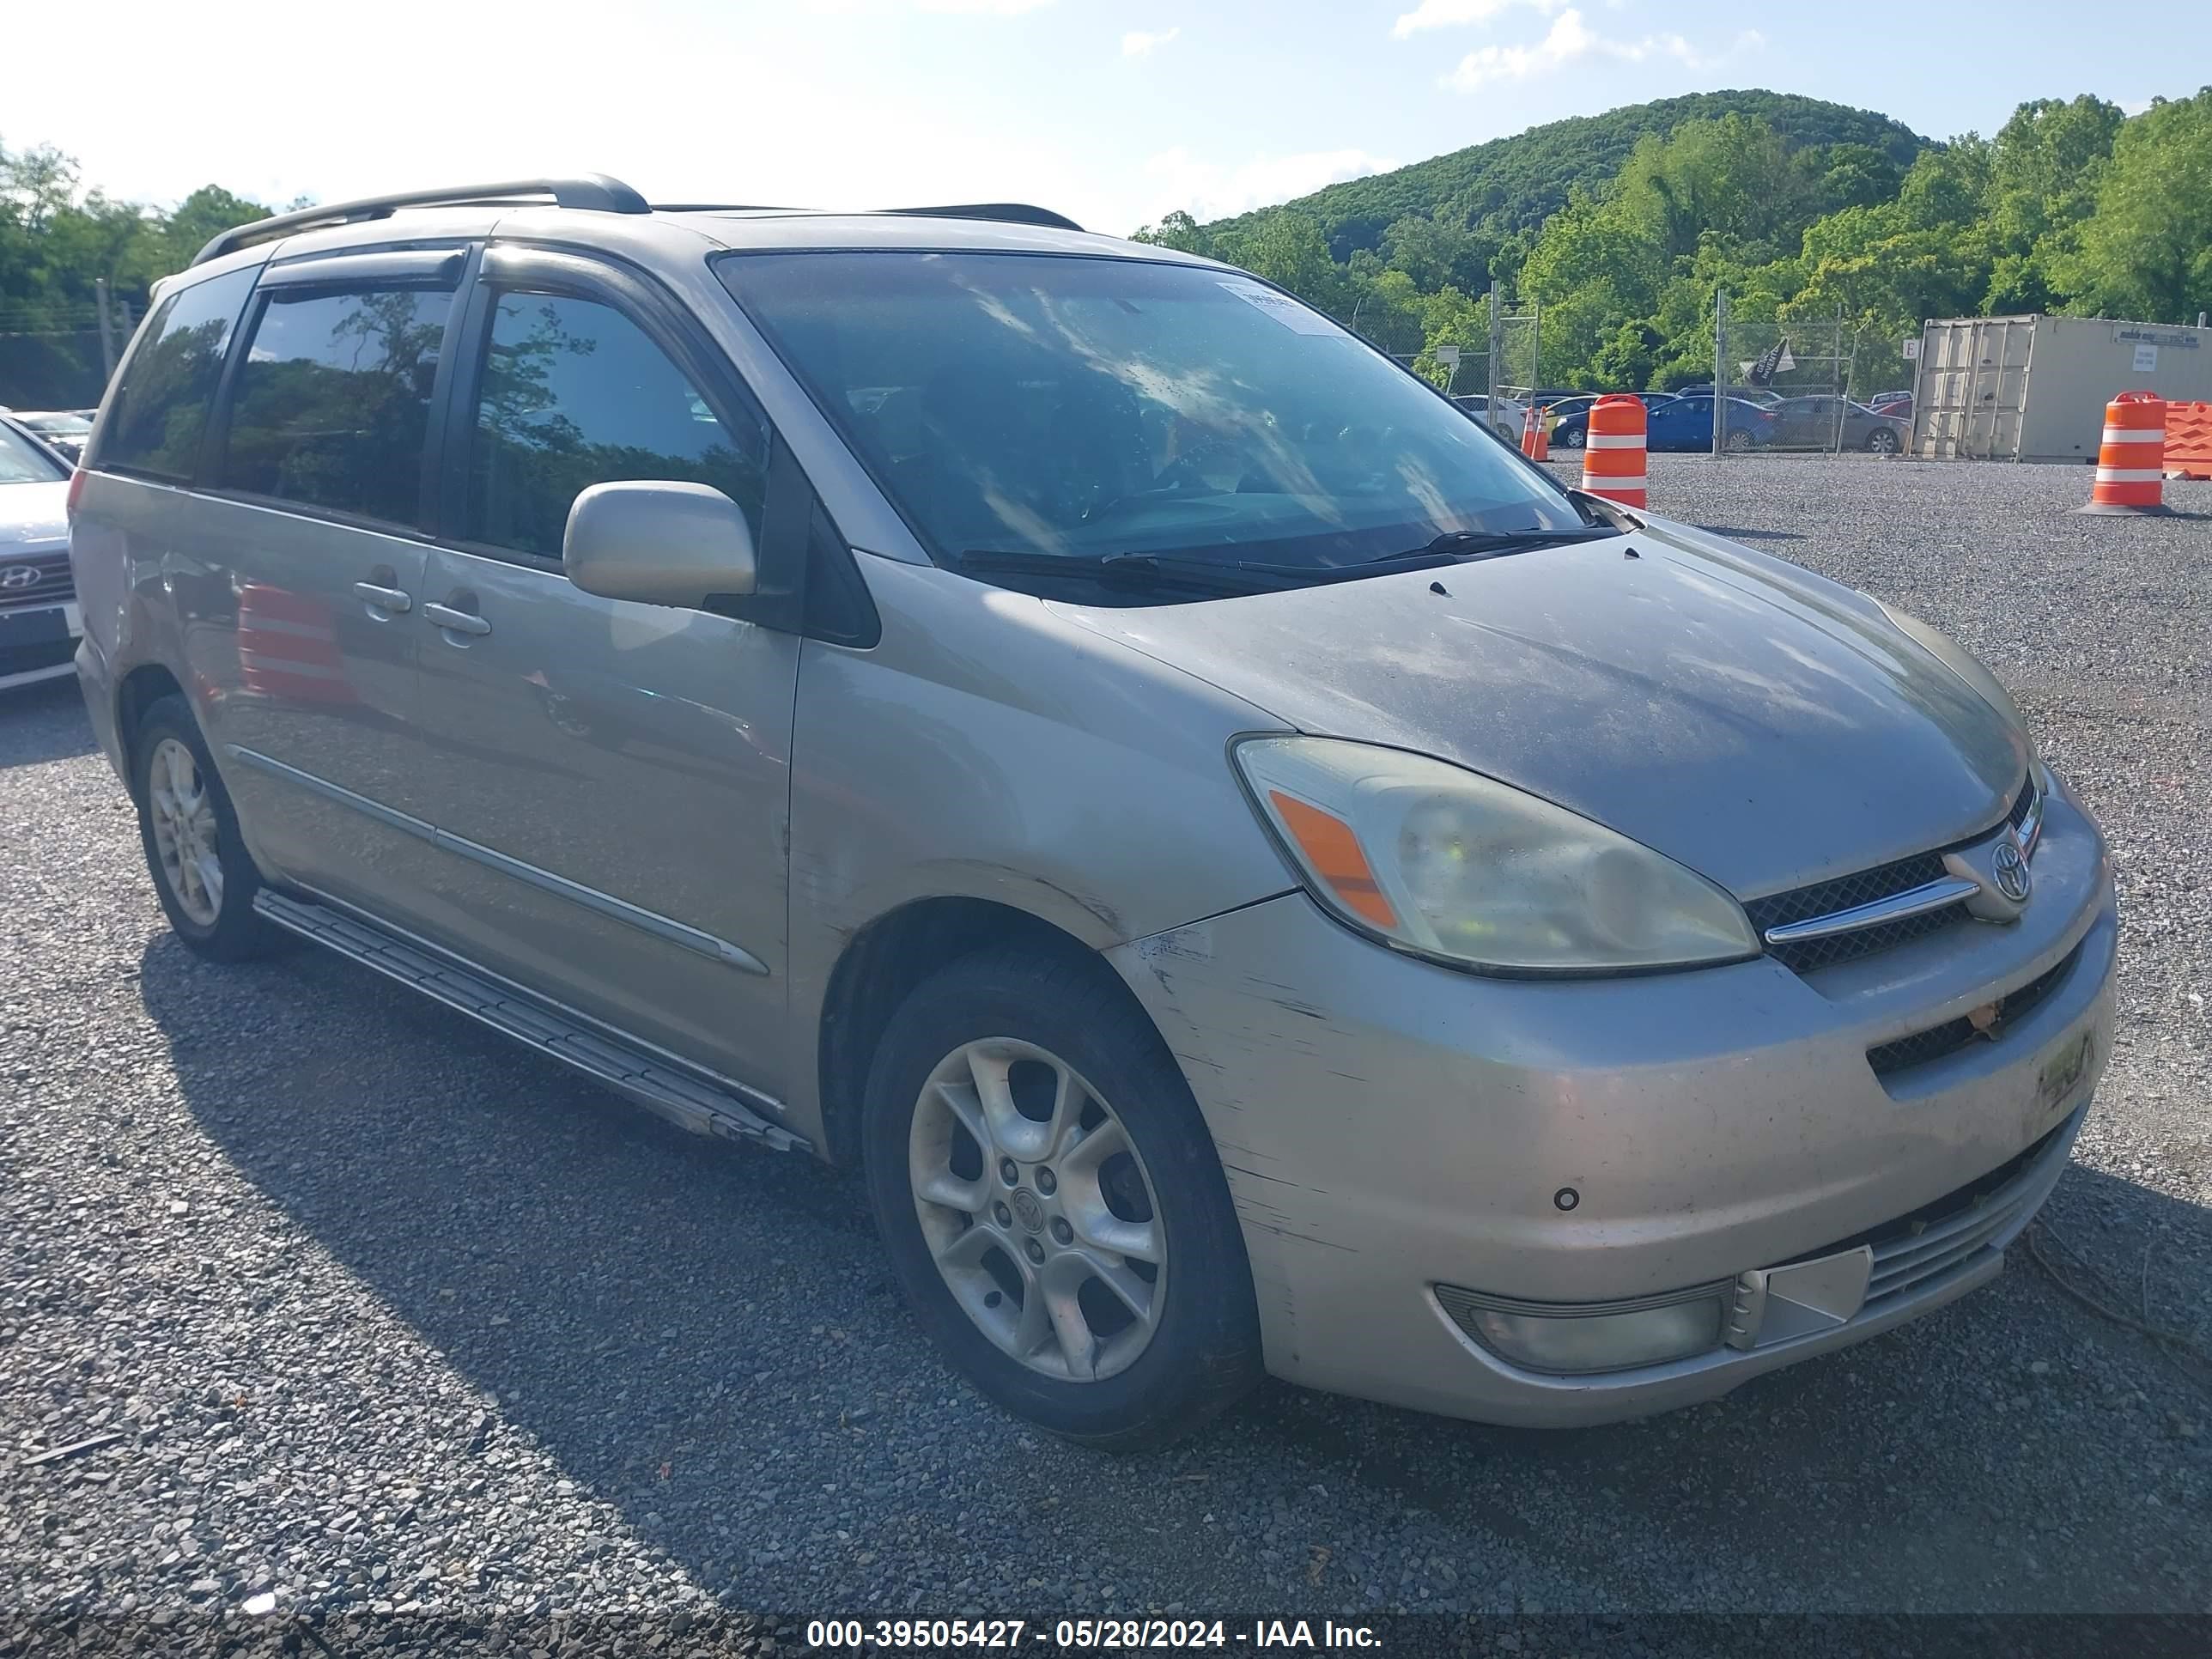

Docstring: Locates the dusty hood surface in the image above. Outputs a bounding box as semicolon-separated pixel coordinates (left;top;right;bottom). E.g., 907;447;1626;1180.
1054;520;2026;899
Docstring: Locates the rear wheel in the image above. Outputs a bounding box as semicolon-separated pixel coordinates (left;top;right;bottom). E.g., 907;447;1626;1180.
1558;425;1586;449
861;945;1262;1449
131;696;278;960
1723;427;1756;452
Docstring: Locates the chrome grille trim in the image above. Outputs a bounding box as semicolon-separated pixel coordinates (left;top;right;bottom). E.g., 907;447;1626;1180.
0;550;75;610
1761;876;1981;945
1745;771;2042;974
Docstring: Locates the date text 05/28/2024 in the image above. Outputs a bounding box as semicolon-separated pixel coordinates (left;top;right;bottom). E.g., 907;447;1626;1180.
804;1619;1383;1650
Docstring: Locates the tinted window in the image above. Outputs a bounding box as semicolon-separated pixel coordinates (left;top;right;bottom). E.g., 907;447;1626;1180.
465;294;769;560
98;266;256;480
220;286;452;525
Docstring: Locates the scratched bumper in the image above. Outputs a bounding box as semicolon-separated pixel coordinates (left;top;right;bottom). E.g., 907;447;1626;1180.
1105;775;2116;1426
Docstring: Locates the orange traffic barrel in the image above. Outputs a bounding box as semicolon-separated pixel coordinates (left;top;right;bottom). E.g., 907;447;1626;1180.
2081;391;2168;514
1581;394;1647;507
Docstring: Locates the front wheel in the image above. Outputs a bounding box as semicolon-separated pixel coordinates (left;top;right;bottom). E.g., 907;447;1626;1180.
1866;427;1901;454
131;696;278;960
861;946;1262;1449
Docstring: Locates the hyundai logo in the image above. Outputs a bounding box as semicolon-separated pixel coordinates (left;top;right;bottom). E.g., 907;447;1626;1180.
1990;839;2032;905
0;564;40;590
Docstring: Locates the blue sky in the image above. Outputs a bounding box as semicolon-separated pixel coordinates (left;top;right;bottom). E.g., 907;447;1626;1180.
9;0;2205;237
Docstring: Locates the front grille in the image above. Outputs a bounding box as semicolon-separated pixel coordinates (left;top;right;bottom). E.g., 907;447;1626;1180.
1743;774;2040;975
1770;1115;2070;1314
1865;943;2081;1077
1857;1118;2069;1305
0;551;74;610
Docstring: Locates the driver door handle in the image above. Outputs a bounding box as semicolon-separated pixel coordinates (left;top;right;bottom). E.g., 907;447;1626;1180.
422;601;491;637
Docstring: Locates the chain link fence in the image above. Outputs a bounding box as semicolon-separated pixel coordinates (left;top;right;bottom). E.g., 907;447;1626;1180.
1714;298;1913;458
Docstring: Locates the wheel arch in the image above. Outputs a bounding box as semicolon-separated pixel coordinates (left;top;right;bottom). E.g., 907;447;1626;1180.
814;895;1166;1170
115;662;188;781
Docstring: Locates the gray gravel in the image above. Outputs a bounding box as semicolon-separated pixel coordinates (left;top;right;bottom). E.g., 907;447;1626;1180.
2;457;2209;1645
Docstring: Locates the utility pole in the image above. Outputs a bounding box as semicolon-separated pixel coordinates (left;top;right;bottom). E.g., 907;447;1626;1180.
95;278;118;384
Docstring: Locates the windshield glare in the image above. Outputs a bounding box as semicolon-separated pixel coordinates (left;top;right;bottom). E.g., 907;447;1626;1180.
720;252;1581;586
0;423;70;484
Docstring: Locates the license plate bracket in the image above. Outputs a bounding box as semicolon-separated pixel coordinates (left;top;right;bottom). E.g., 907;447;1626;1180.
2037;1030;2094;1114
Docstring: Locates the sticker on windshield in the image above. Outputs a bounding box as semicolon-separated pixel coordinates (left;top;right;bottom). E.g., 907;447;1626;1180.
1218;280;1346;337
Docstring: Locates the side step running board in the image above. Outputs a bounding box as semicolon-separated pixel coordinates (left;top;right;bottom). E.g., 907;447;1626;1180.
253;889;805;1153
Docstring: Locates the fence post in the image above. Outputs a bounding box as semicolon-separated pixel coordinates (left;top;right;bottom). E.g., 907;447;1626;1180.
1486;288;1504;412
1712;290;1729;459
95;278;118;383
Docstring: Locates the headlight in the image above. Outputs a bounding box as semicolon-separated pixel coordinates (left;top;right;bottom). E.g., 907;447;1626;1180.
1233;737;1759;975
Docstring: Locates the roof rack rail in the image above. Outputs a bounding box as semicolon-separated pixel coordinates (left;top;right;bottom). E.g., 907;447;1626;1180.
190;174;652;267
880;203;1085;233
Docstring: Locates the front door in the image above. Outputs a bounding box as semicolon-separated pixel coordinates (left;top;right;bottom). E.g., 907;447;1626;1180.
182;251;466;927
410;252;801;1099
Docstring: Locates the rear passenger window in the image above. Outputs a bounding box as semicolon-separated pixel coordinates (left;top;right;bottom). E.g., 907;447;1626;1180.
220;287;453;526
465;294;769;560
98;266;256;480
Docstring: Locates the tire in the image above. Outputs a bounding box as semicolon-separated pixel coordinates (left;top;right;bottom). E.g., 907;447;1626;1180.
1559;425;1586;449
1723;428;1755;453
1867;427;1901;454
860;945;1262;1449
131;696;279;961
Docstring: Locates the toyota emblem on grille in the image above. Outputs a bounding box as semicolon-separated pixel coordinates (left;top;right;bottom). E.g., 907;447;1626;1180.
0;564;40;590
1990;839;2032;904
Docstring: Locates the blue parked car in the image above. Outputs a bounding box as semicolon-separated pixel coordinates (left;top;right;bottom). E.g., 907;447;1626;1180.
1645;393;1781;452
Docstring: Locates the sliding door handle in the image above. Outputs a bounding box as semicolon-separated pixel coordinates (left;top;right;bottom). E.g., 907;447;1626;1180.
422;602;491;637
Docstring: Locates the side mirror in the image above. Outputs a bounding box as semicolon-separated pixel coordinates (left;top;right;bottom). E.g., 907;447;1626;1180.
562;481;757;610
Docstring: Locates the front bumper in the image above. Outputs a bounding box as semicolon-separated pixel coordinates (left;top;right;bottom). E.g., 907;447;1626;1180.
1107;774;2116;1426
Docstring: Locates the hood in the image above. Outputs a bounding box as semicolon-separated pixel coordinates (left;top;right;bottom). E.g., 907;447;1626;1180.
1052;519;2025;899
0;481;70;548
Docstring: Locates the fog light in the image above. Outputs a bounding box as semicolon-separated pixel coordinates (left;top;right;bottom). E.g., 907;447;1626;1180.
1436;1284;1727;1374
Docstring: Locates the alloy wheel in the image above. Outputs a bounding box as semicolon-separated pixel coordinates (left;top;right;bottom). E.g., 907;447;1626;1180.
908;1038;1166;1382
147;737;224;927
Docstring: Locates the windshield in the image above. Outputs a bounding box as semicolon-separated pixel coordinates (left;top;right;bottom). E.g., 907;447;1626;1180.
0;422;70;484
719;252;1583;594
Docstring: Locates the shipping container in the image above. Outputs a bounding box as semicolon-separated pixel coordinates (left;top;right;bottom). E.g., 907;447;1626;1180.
1909;314;2212;463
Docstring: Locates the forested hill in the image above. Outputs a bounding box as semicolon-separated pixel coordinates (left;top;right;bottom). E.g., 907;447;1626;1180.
1199;90;1929;258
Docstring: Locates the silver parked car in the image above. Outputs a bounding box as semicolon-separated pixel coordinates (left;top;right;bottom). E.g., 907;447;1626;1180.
1;416;81;691
70;178;2115;1447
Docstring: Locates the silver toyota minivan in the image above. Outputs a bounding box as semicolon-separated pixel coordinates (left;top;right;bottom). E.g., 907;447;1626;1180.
70;178;2116;1448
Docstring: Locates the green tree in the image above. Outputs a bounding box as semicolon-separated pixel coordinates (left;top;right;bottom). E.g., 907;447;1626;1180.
2054;88;2212;321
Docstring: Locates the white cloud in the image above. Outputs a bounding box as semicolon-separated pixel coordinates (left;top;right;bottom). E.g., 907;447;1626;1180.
1391;0;1563;42
1139;146;1401;224
1441;9;1760;91
1121;26;1181;57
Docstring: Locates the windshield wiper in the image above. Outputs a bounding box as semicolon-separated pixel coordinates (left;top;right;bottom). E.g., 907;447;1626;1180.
949;548;1285;594
1365;526;1625;565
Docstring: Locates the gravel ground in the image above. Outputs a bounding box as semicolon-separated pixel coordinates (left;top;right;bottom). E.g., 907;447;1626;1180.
3;457;2209;1650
